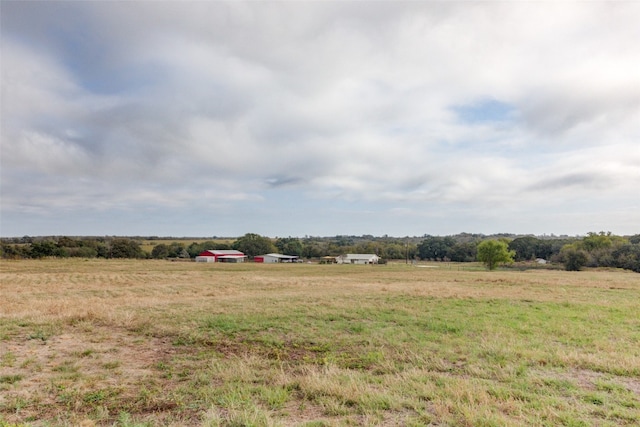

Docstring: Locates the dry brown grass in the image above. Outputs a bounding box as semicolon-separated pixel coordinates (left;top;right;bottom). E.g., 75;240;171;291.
1;259;639;426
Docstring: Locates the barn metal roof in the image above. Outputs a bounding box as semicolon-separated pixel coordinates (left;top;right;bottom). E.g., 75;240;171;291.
204;250;245;256
261;253;299;259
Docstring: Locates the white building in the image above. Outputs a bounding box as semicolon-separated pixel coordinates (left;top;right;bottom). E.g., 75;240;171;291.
254;253;299;263
336;254;380;264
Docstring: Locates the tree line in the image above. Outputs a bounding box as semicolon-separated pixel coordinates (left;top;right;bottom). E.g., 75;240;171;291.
1;232;639;272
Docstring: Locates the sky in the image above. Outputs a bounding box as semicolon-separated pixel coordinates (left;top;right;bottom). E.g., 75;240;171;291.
1;1;639;238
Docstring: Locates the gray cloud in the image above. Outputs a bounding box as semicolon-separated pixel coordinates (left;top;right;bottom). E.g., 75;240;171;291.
2;1;639;236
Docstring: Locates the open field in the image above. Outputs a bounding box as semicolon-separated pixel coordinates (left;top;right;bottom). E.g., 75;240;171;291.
1;260;639;426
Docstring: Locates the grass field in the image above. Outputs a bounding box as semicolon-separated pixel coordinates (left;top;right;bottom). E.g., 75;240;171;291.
1;260;639;426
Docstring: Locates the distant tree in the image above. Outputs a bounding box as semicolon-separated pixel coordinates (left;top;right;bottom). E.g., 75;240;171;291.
559;244;589;271
535;240;554;260
1;243;30;259
382;243;407;260
57;236;79;248
67;246;98;258
582;231;614;251
612;244;640;273
275;237;303;256
417;236;456;261
448;241;478;262
508;236;539;261
186;241;231;258
477;240;515;270
151;244;171;259
109;238;146;259
167;242;186;258
30;240;58;258
232;233;276;258
301;240;324;258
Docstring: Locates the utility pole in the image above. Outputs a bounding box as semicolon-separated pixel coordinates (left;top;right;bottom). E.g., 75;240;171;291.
406;239;409;265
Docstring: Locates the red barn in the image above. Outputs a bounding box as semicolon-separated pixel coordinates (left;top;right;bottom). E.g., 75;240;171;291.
195;250;246;263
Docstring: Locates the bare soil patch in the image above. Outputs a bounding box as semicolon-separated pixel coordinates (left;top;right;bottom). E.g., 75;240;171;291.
1;324;181;424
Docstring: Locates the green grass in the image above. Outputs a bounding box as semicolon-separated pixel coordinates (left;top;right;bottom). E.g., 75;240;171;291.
1;260;639;426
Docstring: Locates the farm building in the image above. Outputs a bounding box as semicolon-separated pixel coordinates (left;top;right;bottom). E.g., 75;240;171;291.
336;254;380;264
254;253;299;263
195;249;247;263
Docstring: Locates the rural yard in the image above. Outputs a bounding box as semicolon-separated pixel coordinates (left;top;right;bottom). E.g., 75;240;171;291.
1;259;639;426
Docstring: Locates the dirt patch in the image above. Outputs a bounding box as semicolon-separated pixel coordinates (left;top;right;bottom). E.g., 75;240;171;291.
532;367;640;397
0;324;181;424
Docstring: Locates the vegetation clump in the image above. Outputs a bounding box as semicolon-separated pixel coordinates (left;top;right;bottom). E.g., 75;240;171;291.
477;240;515;270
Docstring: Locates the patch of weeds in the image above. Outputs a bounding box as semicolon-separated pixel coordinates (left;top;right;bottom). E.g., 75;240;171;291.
318;397;350;416
0;375;23;385
83;391;105;405
555;412;589;427
340;350;385;370
56;388;81;407
514;363;528;378
594;380;626;393
27;329;50;342
308;342;332;353
130;385;174;412
103;361;121;369
172;334;197;346
3;395;29;413
222;406;273;427
259;386;291;409
203;316;246;336
91;404;111;423
609;408;640;423
356;393;392;412
418;319;462;335
478;349;509;368
620;398;638;409
582;392;605;406
154;361;173;379
347;323;366;334
52;360;79;374
1;352;16;367
486;385;512;401
19;357;39;370
74;349;95;358
177;368;191;380
542;378;577;392
116;411;153;427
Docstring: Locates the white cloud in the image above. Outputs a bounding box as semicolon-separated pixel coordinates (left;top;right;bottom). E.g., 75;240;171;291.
1;1;639;236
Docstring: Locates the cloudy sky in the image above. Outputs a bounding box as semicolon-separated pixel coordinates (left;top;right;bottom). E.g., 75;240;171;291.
1;1;639;238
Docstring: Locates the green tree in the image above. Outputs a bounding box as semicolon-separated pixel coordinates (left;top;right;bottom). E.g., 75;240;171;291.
417;236;456;261
275;237;303;256
67;246;98;258
559;244;589;271
508;236;539;261
30;240;58;258
232;233;276;258
476;240;515;270
109;239;146;259
151;244;171;259
381;243;407;260
612;244;640;273
186;241;231;258
448;241;478;262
